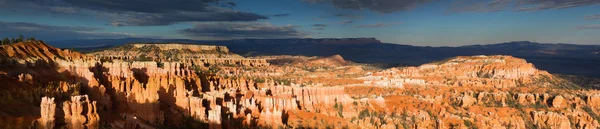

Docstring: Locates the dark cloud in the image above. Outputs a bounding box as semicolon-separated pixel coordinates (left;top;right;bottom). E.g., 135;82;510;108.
515;0;600;11
272;13;291;17
449;0;600;13
315;13;362;21
109;11;268;26
339;20;354;25
579;25;600;29
0;0;268;26
355;22;401;28
311;24;328;27
313;27;326;30
178;22;307;39
226;2;237;7
449;0;512;13
303;0;432;13
334;13;363;19
585;14;600;20
311;24;328;30
0;21;134;40
59;0;220;13
49;6;78;14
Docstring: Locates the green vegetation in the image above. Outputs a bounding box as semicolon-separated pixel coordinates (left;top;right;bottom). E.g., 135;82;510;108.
0;81;81;109
273;78;292;85
463;120;478;129
358;109;370;119
158;116;208;129
135;55;154;61
532;101;549;110
253;78;265;83
1;35;38;45
157;61;164;68
506;94;523;109
193;65;222;75
583;107;600;123
533;74;581;90
334;100;344;117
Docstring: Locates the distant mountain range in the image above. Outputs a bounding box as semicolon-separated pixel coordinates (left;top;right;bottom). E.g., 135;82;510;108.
48;38;600;77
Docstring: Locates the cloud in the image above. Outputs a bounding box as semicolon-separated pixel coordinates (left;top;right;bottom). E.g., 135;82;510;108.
315;13;362;21
311;24;328;30
311;24;328;27
226;2;237;7
0;21;135;41
448;0;512;13
339;20;354;25
59;0;222;13
108;10;268;26
585;14;600;20
49;6;78;14
334;13;363;19
178;22;307;39
355;22;401;28
0;0;269;26
272;13;291;17
515;0;600;11
303;0;432;13
578;25;600;29
449;0;600;13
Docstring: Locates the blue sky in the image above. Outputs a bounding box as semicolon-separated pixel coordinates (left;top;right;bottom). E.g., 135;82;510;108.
0;0;599;46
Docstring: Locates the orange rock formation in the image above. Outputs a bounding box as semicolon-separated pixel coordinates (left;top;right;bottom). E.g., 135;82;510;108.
1;42;599;129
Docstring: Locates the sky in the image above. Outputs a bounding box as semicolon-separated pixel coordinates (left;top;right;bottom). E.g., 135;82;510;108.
0;0;599;46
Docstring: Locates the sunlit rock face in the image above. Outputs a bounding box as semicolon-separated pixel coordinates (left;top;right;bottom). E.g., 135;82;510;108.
3;42;600;129
37;97;56;129
62;95;99;129
365;55;554;88
88;43;269;67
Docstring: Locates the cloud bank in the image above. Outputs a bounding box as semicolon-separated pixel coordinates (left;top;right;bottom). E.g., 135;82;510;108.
178;22;307;39
0;21;135;41
0;0;269;26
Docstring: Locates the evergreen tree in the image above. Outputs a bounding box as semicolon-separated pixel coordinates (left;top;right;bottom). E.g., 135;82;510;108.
10;37;15;44
2;38;8;45
29;36;36;41
17;34;24;42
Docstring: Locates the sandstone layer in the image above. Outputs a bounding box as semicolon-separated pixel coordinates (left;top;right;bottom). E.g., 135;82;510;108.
0;42;599;129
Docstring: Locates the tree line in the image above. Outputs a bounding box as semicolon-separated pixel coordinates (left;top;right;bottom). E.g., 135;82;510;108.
1;34;39;45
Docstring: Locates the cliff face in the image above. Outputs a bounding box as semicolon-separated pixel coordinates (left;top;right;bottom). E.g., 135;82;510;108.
3;42;600;129
365;55;555;88
89;43;268;67
0;41;88;61
132;43;230;53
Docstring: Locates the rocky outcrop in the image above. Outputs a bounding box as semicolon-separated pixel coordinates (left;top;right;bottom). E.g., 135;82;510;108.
568;110;600;129
0;42;89;61
63;95;99;129
6;42;600;129
307;54;349;66
89;43;269;67
371;55;553;88
552;95;565;108
208;105;222;129
37;97;56;129
459;94;477;108
190;58;269;67
531;111;571;129
132;44;230;53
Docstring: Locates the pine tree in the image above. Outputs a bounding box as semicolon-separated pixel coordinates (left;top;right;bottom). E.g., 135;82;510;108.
2;38;8;45
10;37;15;44
17;34;24;42
29;36;36;41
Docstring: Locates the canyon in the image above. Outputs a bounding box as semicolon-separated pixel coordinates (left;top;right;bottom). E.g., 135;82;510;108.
1;41;600;129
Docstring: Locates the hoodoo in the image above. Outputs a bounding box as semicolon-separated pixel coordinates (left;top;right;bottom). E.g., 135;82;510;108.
0;41;599;129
